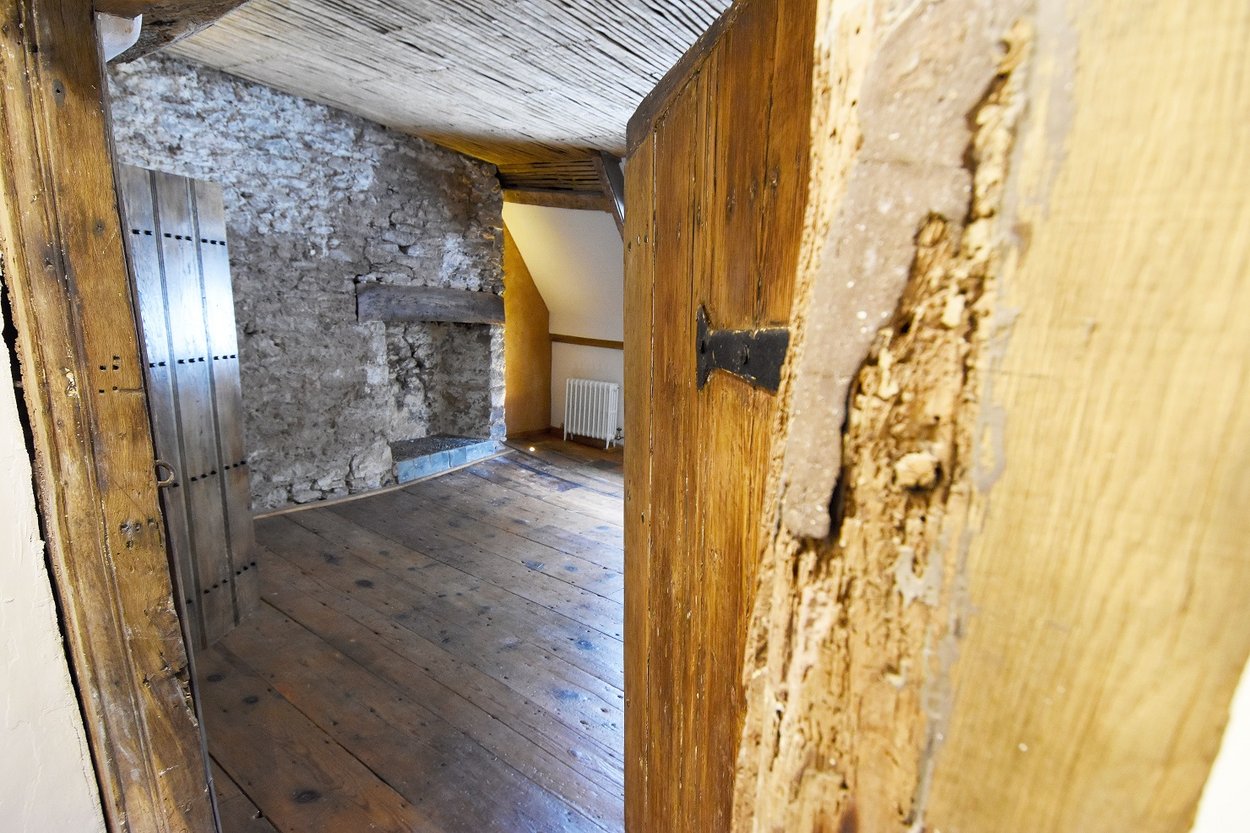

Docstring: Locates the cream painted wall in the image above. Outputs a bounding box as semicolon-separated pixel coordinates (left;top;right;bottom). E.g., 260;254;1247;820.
501;203;624;340
0;325;105;831
502;203;627;432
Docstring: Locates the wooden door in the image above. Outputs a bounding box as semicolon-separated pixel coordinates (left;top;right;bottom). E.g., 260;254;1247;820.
627;0;1250;831
0;0;216;827
119;166;258;648
623;0;815;828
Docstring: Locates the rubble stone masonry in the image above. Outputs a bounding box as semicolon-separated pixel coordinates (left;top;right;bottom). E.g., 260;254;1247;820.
109;54;505;509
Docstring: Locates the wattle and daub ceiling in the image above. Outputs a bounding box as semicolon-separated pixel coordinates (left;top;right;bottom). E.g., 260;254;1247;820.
110;0;732;198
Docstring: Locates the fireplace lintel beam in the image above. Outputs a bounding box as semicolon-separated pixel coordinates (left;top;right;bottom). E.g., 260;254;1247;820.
356;284;504;325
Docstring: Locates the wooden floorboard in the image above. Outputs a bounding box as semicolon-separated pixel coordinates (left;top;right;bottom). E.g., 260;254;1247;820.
505;439;625;498
212;762;279;833
202;442;624;832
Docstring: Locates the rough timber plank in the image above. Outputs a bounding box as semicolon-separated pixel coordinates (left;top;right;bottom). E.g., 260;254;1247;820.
210;443;624;832
509;444;625;498
197;648;432;832
211;762;279;833
259;515;626;737
327;493;625;681
731;0;1250;831
255;543;626;794
386;483;625;599
215;607;607;832
419;470;623;550
0;1;213;829
194;178;260;623
99;1;252;61
249;574;626;814
347;489;624;637
355;283;503;325
622;124;656;833
117;164;206;645
468;456;622;519
622;0;814;827
152;169;236;644
504;188;613;212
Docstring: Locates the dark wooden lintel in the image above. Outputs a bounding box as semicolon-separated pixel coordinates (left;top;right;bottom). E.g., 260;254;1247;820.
503;188;613;213
356;284;504;325
551;333;624;351
98;0;252;61
595;152;626;237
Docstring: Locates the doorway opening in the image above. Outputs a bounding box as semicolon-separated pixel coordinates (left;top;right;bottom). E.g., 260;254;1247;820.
102;12;652;830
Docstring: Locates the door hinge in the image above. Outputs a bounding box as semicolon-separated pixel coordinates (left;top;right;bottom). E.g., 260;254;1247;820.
696;306;790;392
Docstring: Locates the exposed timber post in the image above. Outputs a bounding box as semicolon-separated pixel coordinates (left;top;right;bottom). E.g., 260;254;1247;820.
732;0;1250;831
0;1;215;830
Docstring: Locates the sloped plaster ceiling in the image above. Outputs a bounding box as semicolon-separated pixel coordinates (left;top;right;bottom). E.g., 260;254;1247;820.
169;0;732;180
502;202;623;341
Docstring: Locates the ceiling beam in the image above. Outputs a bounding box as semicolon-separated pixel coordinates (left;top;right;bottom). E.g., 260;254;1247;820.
94;0;251;60
595;152;625;237
503;188;613;213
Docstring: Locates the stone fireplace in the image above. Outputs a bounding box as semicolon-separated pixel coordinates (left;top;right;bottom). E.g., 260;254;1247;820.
108;53;506;511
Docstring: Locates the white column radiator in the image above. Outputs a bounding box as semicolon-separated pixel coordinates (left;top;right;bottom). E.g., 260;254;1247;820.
564;378;620;449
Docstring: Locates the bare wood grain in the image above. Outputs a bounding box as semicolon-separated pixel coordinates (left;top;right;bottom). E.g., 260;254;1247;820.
198;647;432;832
0;1;213;829
503;188;613;212
926;1;1250;828
210;762;278;833
101;0;252;61
732;0;1250;831
356;283;504;325
595;152;626;235
622;0;815;826
551;333;624;351
118;165;207;645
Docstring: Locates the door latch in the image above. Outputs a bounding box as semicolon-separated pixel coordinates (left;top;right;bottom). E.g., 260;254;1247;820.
696;306;790;392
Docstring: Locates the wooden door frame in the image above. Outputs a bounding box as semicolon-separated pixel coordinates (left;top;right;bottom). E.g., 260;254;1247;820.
0;1;216;831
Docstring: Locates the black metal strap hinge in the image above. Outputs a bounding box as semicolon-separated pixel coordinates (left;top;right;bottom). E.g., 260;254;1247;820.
696;306;790;392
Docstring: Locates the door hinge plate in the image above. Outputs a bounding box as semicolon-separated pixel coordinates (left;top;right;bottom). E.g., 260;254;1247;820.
696;306;790;392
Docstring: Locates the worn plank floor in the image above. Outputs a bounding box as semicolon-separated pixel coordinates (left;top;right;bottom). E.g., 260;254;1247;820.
199;439;625;832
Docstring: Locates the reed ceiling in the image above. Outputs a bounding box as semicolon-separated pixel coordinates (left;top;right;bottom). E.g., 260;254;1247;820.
165;0;732;188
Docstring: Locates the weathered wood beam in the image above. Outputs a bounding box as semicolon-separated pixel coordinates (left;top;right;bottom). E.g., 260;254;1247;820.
503;187;613;213
0;0;215;830
731;0;1250;831
595;152;625;236
95;0;251;61
551;333;624;351
356;284;504;325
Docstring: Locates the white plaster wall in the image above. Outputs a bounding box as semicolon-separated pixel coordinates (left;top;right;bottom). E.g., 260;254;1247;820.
0;326;105;831
501;204;623;341
501;203;627;432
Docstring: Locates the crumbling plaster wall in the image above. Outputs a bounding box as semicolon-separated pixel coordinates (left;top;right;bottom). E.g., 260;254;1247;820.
108;54;505;510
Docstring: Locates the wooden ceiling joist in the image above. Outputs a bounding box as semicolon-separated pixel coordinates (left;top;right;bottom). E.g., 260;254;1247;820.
595;151;625;234
502;188;613;213
96;0;251;60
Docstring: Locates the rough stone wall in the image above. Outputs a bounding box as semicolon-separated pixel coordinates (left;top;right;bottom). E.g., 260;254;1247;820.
107;54;505;510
